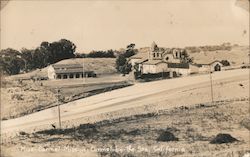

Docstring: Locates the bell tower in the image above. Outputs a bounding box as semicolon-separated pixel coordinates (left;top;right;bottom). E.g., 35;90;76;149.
149;41;159;60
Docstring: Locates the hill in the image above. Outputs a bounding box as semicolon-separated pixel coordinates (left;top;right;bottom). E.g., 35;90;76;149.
189;46;249;65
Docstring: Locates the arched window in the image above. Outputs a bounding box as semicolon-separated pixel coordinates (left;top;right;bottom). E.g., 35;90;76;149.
63;74;67;79
76;73;80;78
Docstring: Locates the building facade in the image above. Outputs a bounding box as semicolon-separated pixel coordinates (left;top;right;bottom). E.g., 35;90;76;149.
48;64;96;80
130;42;191;76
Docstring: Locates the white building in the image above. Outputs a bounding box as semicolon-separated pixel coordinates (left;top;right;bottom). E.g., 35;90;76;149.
194;61;223;73
48;64;96;80
130;42;192;76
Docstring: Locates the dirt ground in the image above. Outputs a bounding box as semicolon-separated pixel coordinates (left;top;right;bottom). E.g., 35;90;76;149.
2;100;249;157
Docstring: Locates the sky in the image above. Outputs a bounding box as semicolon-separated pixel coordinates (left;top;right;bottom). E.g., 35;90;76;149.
0;0;249;53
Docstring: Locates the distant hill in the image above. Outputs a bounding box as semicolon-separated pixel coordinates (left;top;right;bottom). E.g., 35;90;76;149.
189;46;249;65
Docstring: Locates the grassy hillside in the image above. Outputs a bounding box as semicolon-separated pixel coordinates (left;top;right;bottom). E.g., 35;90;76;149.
189;46;249;65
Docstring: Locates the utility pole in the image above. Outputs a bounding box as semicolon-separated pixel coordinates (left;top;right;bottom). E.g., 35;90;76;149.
56;88;62;129
209;65;214;103
82;61;85;89
162;69;164;79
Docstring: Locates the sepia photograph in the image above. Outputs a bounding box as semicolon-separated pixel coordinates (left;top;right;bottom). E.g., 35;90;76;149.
0;0;249;156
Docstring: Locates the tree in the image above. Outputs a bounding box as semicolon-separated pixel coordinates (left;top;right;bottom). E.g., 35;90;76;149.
47;39;76;64
115;43;137;74
86;50;115;58
116;54;127;72
20;48;35;71
221;60;230;66
0;48;23;75
180;49;193;63
75;53;87;58
124;43;137;58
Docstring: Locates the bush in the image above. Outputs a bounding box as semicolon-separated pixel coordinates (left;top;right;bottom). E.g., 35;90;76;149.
210;133;238;144
221;60;230;66
157;131;178;142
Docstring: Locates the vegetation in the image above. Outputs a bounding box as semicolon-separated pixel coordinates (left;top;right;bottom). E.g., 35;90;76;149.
180;49;193;63
115;43;137;74
220;60;230;66
0;39;76;75
86;50;116;58
0;48;24;75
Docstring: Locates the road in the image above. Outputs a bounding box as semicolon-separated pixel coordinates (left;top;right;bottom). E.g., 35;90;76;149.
1;69;248;133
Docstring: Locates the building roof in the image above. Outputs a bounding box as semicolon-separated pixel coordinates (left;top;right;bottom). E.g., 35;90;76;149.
194;60;222;65
168;63;190;69
52;64;83;69
129;52;148;59
51;64;92;74
143;60;167;65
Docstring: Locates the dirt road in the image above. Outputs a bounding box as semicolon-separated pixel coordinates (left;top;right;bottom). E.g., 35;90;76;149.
1;69;248;133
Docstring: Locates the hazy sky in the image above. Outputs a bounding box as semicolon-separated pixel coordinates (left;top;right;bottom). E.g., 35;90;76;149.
0;0;249;52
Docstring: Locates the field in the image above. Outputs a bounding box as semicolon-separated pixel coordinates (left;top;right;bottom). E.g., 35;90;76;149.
1;74;130;120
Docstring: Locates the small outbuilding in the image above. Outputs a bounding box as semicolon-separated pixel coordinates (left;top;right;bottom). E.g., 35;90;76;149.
194;60;223;73
48;64;96;80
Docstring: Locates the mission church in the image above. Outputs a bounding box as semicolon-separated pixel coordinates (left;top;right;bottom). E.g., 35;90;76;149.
129;42;223;77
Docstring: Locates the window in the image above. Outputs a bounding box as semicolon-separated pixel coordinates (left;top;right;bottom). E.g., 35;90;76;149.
63;74;67;79
76;73;80;78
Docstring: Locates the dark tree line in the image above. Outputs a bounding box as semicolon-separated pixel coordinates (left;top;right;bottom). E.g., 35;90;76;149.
0;39;76;75
75;49;116;58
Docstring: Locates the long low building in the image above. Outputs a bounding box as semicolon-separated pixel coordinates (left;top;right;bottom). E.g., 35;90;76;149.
48;64;96;80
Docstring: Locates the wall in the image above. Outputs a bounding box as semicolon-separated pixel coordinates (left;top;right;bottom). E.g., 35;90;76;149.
47;66;56;79
142;64;156;74
189;64;199;74
168;68;190;76
155;63;168;73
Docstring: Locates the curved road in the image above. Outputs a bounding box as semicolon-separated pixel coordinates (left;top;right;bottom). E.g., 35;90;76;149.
1;69;248;133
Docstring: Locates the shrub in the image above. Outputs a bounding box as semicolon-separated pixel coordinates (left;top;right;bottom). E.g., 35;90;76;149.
210;133;238;144
157;131;178;142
